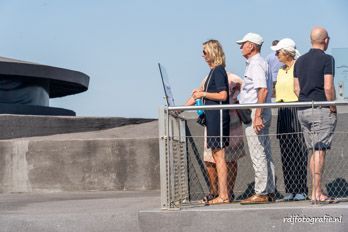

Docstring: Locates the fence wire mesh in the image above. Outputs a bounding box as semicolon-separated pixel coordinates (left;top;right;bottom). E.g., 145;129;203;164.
160;104;348;209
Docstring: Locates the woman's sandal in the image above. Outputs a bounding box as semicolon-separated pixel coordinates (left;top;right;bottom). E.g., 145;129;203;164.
318;196;337;204
205;196;229;206
310;195;337;204
202;193;217;203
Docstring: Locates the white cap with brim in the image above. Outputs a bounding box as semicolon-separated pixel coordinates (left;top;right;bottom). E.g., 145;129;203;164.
271;38;301;58
236;33;264;45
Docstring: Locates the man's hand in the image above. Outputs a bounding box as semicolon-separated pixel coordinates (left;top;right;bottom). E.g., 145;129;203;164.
330;106;337;114
253;115;264;134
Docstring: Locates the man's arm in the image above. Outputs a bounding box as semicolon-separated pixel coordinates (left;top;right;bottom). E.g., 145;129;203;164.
294;77;300;97
254;87;268;133
324;74;336;113
255;88;268;116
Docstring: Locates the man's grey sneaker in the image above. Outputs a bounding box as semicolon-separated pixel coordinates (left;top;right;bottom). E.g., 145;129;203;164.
293;193;307;201
283;193;294;201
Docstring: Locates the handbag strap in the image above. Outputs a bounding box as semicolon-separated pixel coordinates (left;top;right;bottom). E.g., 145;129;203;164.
203;68;214;104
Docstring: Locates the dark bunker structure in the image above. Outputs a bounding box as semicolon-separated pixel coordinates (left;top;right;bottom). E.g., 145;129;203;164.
0;56;89;116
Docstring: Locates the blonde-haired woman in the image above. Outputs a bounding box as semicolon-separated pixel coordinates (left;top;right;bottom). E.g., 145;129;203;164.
191;39;230;205
186;73;245;203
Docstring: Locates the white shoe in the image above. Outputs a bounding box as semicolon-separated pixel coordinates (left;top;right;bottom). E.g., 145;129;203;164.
293;193;307;201
283;193;294;201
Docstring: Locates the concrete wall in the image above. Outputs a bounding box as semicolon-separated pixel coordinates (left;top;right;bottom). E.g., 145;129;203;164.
0;139;159;193
1;110;347;195
0;120;159;193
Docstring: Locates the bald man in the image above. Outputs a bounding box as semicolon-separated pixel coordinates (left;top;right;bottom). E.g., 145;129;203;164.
294;27;337;204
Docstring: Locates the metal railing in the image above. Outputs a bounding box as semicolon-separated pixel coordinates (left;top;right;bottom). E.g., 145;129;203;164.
159;101;348;209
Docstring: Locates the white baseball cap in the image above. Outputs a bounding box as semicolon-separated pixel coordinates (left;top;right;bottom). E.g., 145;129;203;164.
271;38;301;58
271;38;296;51
236;33;264;45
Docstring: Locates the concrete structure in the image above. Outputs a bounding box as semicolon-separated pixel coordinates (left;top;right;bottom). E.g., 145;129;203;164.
1;110;347;196
0;108;347;232
0;114;154;139
0;118;159;193
0;56;89;116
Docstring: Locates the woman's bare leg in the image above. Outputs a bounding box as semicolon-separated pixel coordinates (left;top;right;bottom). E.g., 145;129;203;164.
205;161;218;196
212;148;228;200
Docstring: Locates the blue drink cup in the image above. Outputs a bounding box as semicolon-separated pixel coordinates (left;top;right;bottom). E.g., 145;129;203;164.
195;99;204;115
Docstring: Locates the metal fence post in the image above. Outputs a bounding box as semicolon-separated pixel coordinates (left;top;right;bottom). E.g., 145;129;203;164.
178;116;189;205
159;107;170;209
167;113;189;208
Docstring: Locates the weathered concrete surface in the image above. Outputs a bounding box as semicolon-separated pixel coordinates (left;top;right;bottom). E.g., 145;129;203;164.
139;201;348;232
0;121;159;193
0;114;155;139
0;190;160;232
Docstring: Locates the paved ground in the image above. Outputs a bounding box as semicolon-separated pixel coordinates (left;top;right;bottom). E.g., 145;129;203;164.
140;200;348;232
1;191;347;232
0;191;160;232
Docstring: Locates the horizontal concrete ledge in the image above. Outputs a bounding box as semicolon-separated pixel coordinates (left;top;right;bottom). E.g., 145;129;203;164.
0;114;156;139
138;201;348;232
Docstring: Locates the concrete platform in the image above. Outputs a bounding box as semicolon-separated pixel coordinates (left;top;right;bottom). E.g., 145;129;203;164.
139;200;347;232
0;190;160;232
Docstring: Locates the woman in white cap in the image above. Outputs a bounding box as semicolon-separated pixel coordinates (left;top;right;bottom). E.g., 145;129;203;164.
271;38;308;201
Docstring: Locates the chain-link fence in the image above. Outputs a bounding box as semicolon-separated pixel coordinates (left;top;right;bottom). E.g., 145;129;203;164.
159;101;348;209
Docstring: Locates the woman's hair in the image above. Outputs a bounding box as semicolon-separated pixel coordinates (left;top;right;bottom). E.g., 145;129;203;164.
280;49;296;59
203;39;226;68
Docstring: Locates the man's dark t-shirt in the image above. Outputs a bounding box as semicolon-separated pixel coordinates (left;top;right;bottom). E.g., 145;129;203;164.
294;48;335;102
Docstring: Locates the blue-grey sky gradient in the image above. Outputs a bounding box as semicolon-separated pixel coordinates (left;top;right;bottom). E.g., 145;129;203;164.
1;0;347;118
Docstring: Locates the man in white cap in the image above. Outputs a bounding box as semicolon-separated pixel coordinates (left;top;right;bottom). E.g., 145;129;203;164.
236;33;275;204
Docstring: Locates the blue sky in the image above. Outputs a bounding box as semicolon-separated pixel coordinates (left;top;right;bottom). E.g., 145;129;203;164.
0;0;347;118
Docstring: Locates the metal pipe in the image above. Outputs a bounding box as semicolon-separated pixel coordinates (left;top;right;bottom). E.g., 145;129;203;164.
168;100;348;112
